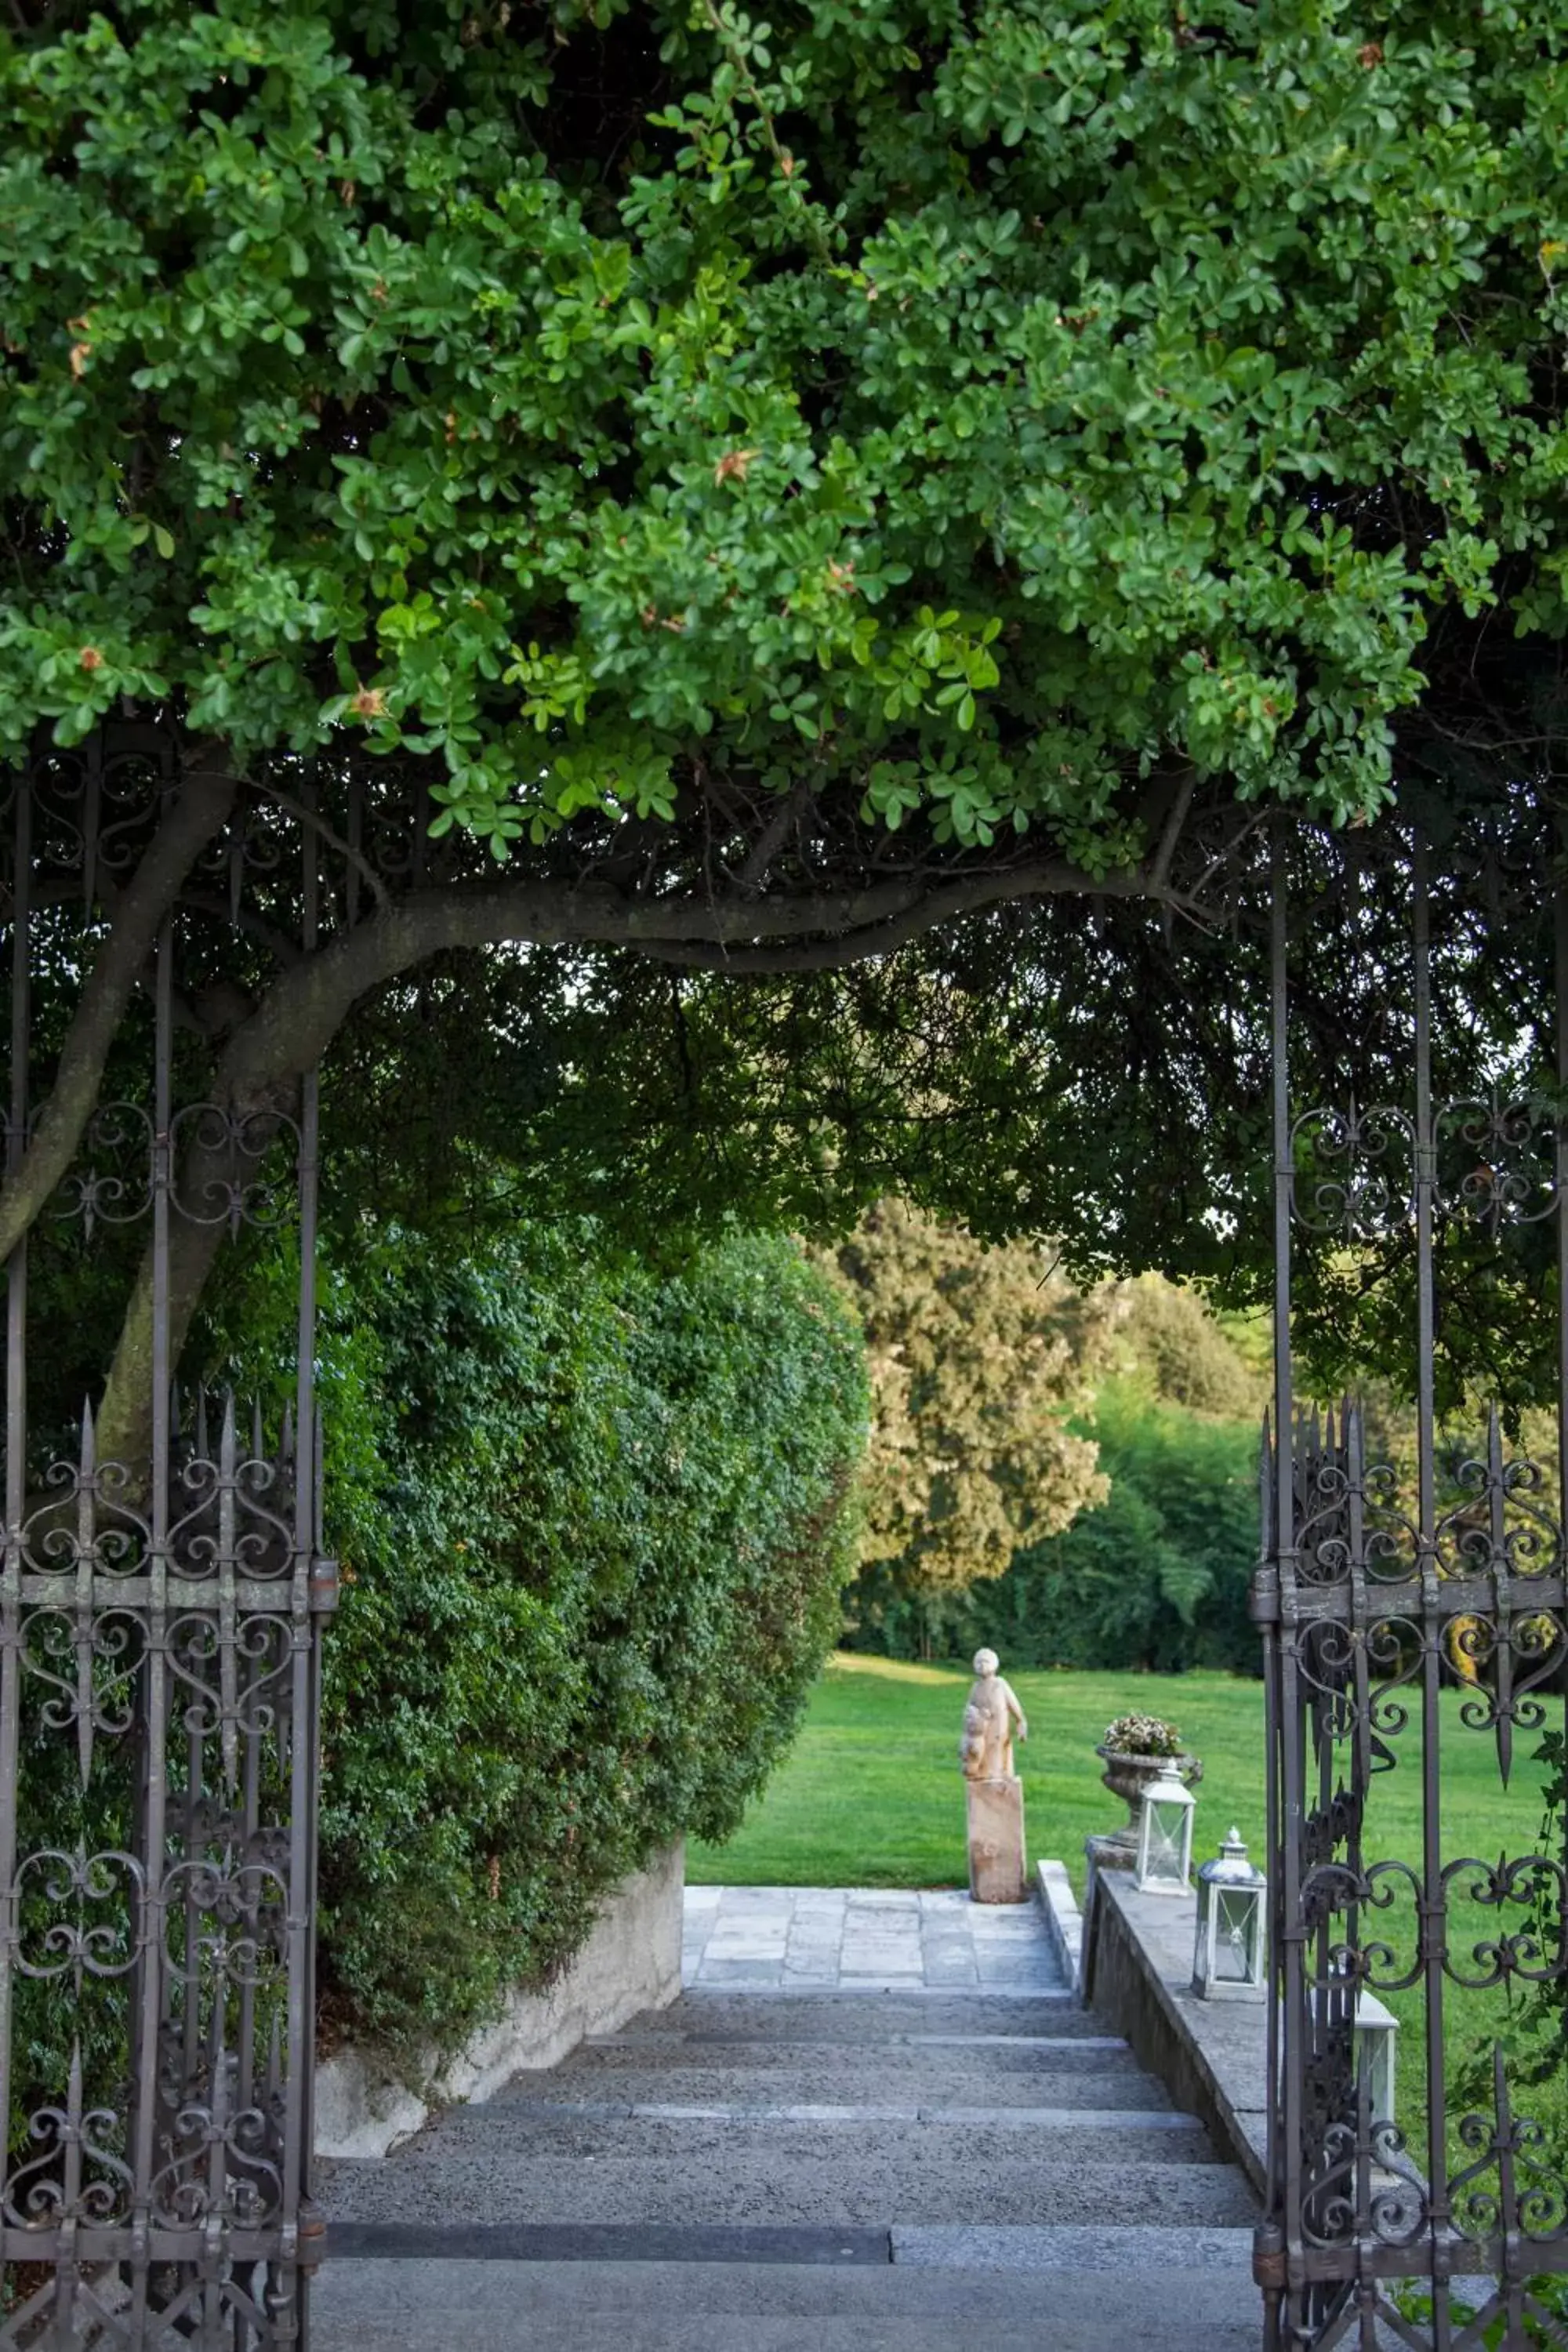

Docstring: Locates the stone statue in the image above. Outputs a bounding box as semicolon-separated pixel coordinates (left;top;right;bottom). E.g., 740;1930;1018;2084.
960;1647;1029;1781
959;1647;1029;1902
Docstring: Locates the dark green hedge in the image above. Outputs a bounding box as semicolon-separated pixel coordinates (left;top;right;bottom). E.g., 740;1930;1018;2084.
847;1384;1261;1675
314;1222;868;2065
7;1220;865;2154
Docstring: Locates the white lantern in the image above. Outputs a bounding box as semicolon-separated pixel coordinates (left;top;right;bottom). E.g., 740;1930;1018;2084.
1134;1762;1196;1894
1191;1827;1267;1999
1312;1968;1399;2128
1355;1991;1399;2125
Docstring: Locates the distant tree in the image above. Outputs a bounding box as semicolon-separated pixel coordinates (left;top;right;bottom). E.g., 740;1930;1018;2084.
820;1200;1113;1641
993;1385;1264;1675
1116;1276;1265;1420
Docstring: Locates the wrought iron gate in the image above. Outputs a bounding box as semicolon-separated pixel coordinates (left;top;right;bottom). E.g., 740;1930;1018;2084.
1254;815;1568;2349
0;739;334;2347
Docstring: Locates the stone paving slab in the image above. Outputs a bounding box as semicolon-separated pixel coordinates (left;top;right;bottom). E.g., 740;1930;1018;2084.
685;1973;1067;1994
683;1886;1062;1993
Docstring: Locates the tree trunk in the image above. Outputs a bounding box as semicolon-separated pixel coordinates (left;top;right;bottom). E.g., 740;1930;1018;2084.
0;751;238;1263
93;1080;296;1481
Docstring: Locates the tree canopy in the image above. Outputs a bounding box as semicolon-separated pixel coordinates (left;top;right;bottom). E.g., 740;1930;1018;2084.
4;2;1568;1425
856;1379;1266;1672
1116;1273;1265;1420
5;0;1567;880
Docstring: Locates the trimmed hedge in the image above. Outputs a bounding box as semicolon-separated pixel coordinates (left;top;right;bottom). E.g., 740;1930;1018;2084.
314;1222;868;2063
8;1220;865;2150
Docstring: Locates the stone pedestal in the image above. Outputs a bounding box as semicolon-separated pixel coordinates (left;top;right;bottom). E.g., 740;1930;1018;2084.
966;1773;1027;1904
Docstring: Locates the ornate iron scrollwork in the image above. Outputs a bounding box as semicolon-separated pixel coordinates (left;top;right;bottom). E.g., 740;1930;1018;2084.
1;744;336;2350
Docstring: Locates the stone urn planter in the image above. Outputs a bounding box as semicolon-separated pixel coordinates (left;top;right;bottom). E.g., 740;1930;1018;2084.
1094;1744;1203;1867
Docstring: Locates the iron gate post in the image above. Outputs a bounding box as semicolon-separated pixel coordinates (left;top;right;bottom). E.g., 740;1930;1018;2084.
1254;809;1568;2351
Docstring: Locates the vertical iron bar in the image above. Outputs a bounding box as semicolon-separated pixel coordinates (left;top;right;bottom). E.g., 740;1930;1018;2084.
412;775;429;888
82;733;100;914
346;775;361;931
1261;1417;1283;2347
1272;823;1305;2339
1555;853;1568;1700
0;774;31;2222
129;912;175;2341
285;786;323;2350
181;1720;203;2089
1553;842;1568;2345
1413;835;1452;2347
1312;1412;1337;2215
235;1632;261;2136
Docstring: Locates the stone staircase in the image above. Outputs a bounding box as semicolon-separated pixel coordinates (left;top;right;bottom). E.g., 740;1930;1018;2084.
314;1885;1261;2348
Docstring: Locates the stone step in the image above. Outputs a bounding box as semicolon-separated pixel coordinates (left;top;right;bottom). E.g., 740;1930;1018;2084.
321;2140;1257;2230
310;2252;1262;2352
617;1991;1088;2040
323;2223;1257;2275
583;2030;1127;2063
421;2097;1196;2140
688;1966;1066;1993
493;2058;1168;2111
314;1880;1260;2339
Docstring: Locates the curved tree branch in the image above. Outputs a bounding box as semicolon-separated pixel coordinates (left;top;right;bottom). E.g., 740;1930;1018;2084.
92;822;1240;1467
217;848;1181;1091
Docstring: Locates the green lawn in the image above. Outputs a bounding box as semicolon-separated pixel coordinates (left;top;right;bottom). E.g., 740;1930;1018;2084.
691;1653;1563;2161
691;1655;1279;1891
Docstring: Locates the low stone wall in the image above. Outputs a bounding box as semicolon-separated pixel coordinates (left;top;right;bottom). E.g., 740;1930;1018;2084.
1034;1858;1083;1984
314;1838;685;2160
1076;1864;1267;2194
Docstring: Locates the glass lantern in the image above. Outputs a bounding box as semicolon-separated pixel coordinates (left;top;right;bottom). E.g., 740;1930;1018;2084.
1355;1991;1399;2125
1134;1762;1196;1894
1191;1828;1267;1999
1312;1966;1399;2127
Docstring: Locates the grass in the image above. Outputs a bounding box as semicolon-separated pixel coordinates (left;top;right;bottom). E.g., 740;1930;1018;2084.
691;1653;1564;2161
693;1656;1278;1891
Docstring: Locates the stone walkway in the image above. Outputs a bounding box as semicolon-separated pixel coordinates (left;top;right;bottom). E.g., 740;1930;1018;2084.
317;1869;1262;2347
681;1884;1062;1993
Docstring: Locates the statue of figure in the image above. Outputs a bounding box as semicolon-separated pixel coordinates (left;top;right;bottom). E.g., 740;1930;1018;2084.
959;1647;1029;1781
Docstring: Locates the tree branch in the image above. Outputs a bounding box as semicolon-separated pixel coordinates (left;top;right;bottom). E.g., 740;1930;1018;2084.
0;748;239;1264
217;848;1207;1100
1151;771;1197;891
735;774;816;893
247;779;390;913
